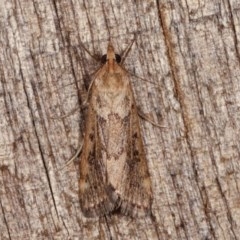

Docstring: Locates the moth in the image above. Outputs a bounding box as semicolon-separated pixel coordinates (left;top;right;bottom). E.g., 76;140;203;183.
79;41;153;217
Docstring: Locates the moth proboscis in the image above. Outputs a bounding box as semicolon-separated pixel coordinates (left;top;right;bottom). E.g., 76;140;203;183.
79;41;153;217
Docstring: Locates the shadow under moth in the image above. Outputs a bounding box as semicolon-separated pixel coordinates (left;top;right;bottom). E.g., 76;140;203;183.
79;42;153;217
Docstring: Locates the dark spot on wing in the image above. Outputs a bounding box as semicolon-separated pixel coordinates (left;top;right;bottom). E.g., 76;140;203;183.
133;150;139;156
89;154;95;165
89;133;94;141
135;157;140;162
133;133;138;138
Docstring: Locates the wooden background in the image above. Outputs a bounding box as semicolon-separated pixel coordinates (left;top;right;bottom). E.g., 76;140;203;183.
0;0;240;239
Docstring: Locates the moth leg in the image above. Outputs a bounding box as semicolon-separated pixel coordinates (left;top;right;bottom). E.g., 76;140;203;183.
137;110;166;128
49;103;80;119
59;141;83;171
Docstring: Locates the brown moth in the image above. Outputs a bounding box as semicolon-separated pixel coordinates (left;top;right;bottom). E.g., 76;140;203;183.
79;42;152;217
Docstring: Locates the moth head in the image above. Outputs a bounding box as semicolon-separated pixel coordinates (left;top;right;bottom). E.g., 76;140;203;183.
101;43;121;64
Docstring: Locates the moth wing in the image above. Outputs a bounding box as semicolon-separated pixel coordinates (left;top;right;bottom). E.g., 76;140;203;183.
79;62;153;217
79;85;114;217
114;83;153;217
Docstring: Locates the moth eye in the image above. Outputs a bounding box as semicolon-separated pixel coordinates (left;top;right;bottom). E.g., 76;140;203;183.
101;54;107;64
115;54;121;63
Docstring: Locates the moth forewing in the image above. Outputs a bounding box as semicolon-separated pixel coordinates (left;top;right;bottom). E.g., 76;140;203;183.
79;42;152;217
